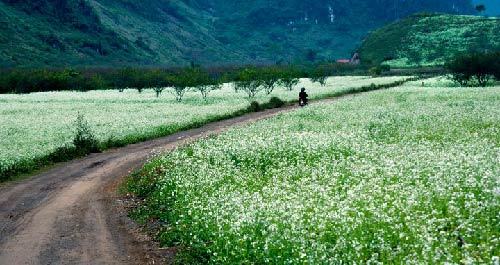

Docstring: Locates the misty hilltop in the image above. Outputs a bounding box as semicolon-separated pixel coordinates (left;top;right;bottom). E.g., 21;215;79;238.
0;0;478;67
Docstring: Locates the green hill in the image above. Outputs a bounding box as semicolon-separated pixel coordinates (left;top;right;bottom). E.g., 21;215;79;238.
0;0;476;67
358;14;500;67
0;0;239;67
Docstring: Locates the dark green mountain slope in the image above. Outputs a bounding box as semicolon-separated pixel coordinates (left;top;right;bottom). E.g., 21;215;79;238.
0;0;241;67
0;0;476;67
358;14;500;67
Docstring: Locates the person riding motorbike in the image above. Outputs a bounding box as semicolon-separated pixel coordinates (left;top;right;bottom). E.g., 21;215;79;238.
299;87;308;106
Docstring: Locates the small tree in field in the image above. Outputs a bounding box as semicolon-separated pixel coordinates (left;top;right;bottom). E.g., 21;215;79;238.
235;68;264;98
171;76;189;102
192;68;222;100
171;67;208;102
310;75;328;86
135;72;146;93
260;67;281;95
170;70;190;102
112;68;132;91
146;69;172;97
153;87;164;97
278;66;301;91
197;81;222;100
281;78;299;91
280;77;300;91
174;87;187;101
309;65;329;86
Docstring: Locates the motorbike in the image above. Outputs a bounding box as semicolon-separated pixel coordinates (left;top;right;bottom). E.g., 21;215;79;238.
299;98;308;107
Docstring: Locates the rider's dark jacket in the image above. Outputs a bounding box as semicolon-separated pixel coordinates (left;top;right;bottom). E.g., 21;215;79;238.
299;91;308;101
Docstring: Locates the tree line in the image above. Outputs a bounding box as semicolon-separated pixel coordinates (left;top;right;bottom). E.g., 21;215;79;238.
446;51;500;87
0;63;362;99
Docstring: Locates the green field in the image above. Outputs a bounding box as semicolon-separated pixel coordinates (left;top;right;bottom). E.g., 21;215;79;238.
128;79;500;264
0;76;407;180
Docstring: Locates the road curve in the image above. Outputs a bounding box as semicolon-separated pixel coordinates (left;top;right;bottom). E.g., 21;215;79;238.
0;104;299;265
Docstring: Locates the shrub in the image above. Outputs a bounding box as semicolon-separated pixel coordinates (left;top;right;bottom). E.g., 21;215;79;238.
266;97;285;108
369;67;382;77
380;64;391;72
73;114;100;154
248;97;286;112
247;101;261;112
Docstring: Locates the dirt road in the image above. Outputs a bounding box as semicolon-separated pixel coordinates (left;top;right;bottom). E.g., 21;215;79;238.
0;104;300;265
0;90;370;265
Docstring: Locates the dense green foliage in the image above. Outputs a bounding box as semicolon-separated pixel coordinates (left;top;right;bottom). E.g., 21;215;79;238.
127;83;499;264
358;14;500;67
0;0;475;67
446;52;500;86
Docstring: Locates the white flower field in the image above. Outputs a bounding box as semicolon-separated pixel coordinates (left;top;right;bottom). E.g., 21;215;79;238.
0;76;406;179
128;81;499;264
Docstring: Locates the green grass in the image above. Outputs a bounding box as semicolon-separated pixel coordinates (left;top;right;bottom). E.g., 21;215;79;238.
0;76;411;181
127;80;500;264
359;14;500;67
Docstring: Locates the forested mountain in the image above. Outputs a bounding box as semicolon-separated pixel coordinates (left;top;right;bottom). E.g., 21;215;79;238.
0;0;476;67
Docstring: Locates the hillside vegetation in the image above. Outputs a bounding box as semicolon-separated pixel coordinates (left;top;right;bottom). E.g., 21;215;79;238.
0;0;474;67
359;14;500;67
0;0;234;67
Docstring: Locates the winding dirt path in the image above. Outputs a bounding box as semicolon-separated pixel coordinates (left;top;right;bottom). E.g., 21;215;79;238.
0;103;305;265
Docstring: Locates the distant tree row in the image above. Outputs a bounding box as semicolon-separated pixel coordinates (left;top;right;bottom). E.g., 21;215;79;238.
0;63;362;99
446;52;500;87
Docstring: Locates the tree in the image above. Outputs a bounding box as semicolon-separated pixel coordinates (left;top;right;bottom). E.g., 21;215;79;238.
198;82;222;100
153;86;164;97
191;68;222;100
147;70;172;98
309;65;330;86
171;69;195;102
260;67;281;95
279;68;300;91
475;4;486;14
446;52;499;87
172;80;188;101
112;67;146;93
234;68;264;98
